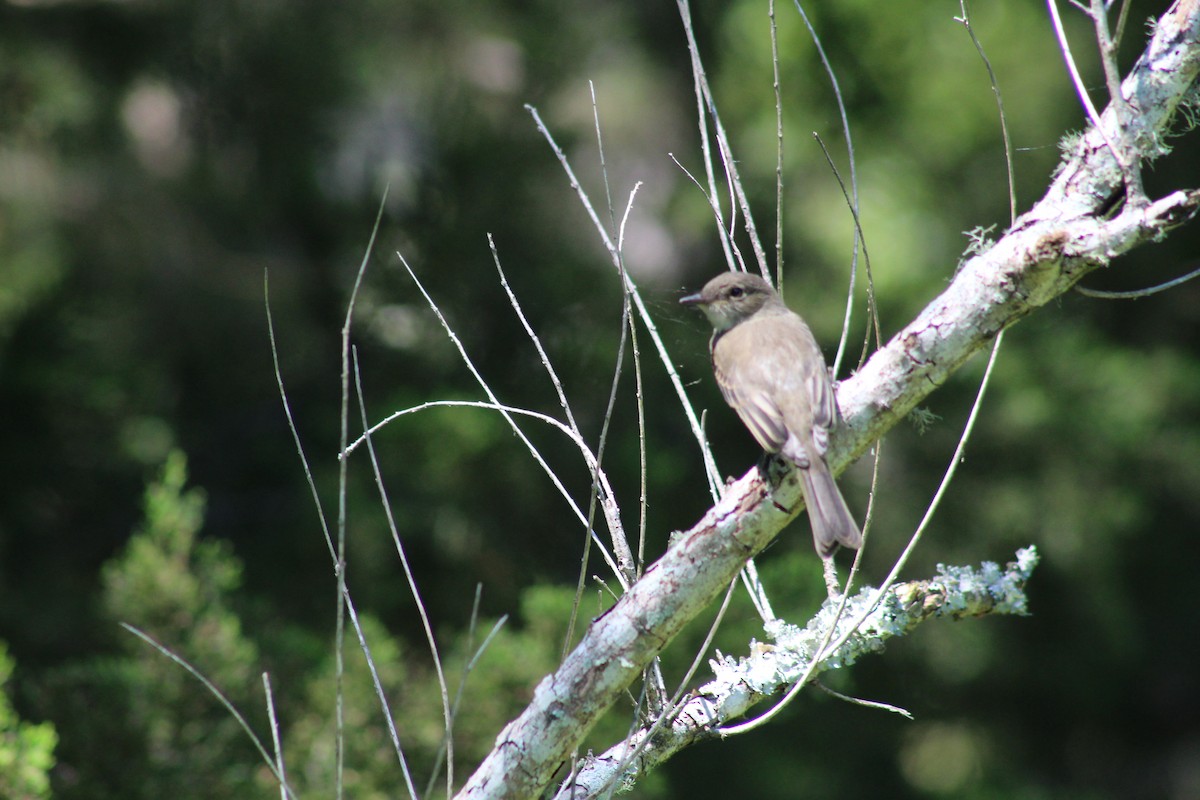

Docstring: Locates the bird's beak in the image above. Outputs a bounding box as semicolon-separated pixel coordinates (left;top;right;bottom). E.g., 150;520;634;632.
679;291;704;307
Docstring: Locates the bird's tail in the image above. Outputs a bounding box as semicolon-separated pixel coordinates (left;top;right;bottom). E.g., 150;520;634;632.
799;458;862;558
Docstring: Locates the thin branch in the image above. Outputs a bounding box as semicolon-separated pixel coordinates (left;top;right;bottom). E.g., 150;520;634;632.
957;0;1019;224
338;196;425;800
340;573;421;799
668;151;751;276
352;347;453;795
814;681;914;720
1076;262;1200;297
792;0;862;366
737;559;776;624
121;625;299;800
264;274;337;558
1112;0;1132;49
396;255;632;592
770;0;785;284
334;188;388;799
490;244;580;432
263;673;289;800
1047;0;1108;135
811;133;881;370
614;187;652;579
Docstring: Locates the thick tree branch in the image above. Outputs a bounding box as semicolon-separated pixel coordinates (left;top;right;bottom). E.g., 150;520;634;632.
555;548;1039;798
457;4;1200;798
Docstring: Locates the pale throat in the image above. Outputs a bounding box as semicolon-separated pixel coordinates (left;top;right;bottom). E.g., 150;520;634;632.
700;304;741;332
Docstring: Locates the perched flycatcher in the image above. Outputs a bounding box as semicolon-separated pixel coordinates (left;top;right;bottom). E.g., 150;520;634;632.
681;271;861;557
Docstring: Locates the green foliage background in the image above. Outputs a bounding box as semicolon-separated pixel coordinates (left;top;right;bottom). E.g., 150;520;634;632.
2;0;1199;797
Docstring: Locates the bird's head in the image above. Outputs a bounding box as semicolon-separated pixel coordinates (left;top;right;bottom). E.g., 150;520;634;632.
680;272;780;332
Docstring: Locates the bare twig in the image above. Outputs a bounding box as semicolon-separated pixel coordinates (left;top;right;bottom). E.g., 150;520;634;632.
426;586;509;798
334;188;389;799
811;133;881;368
791;0;863;374
770;0;785;284
1076;262;1200;297
339;568;421;798
957;0;1019;224
263;673;289;800
122;625;299;800
352;347;454;795
340;197;426;800
814;681;914;720
1112;0;1132;49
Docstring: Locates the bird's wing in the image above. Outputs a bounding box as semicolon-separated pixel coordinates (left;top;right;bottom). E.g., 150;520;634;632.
711;334;788;453
807;363;836;431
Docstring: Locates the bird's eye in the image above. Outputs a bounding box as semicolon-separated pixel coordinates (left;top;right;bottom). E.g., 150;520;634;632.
729;287;744;298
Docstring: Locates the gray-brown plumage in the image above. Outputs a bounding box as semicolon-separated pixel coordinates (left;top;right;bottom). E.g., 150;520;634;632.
681;271;861;557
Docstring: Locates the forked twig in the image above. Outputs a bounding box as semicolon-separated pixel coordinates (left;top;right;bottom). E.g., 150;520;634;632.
1089;0;1147;205
395;255;632;593
350;398;629;581
425;585;509;798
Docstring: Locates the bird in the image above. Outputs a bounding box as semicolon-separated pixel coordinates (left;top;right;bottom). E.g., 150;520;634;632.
680;271;861;557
